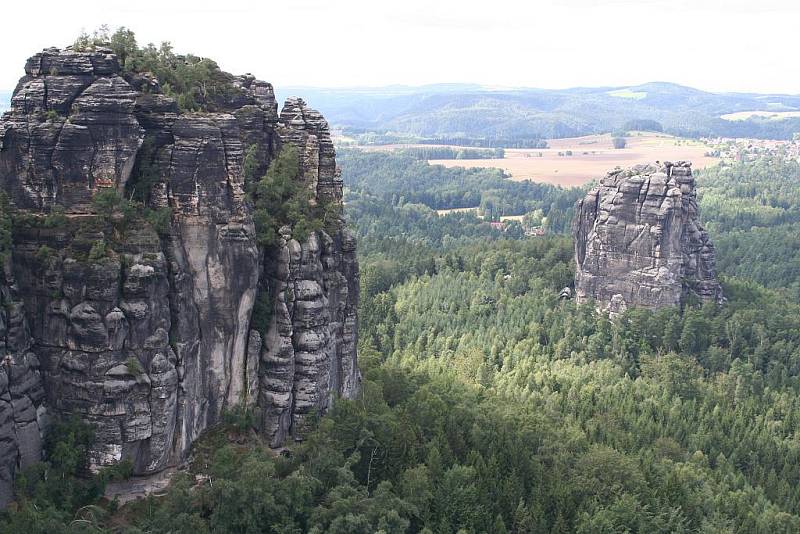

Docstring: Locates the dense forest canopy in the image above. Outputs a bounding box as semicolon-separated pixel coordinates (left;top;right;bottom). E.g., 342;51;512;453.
696;156;800;300
339;149;582;230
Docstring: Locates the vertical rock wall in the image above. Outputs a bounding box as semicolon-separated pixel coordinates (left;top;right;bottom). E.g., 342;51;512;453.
0;47;359;501
258;97;359;445
0;264;46;507
573;161;723;314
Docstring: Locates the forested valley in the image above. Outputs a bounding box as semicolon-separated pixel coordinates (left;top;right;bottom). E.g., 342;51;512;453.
4;152;800;533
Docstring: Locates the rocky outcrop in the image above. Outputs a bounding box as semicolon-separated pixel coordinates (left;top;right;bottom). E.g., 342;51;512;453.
0;263;46;507
254;97;357;445
573;161;723;313
0;47;359;500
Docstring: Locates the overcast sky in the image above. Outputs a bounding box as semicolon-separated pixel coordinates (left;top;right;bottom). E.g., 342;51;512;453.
0;0;797;94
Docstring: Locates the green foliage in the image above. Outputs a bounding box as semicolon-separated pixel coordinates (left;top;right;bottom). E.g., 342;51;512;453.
87;240;107;261
91;188;126;220
242;144;260;184
35;245;55;262
339;148;583;233
343;235;800;531
74;26;242;112
44;110;60;122
99;459;134;484
696;156;800;299
221;406;256;433
91;188;171;239
251;145;340;246
4;416;104;524
144;207;173;236
697;156;800;233
125;357;145;377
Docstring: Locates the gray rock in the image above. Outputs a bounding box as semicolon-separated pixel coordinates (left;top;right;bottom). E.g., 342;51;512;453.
573;161;723;313
0;47;359;505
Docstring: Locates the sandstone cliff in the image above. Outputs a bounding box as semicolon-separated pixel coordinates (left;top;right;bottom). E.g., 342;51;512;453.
573;161;723;314
0;47;359;505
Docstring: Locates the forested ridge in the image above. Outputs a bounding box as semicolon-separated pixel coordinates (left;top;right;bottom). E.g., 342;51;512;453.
4;150;800;532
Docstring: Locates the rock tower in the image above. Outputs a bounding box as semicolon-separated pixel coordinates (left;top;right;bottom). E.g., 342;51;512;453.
573;161;723;314
0;47;359;505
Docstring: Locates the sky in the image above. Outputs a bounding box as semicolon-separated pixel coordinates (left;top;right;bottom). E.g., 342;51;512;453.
0;0;798;94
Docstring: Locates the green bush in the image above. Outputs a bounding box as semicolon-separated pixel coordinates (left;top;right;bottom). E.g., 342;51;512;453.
125;357;145;377
87;240;107;261
144;207;172;235
251;145;340;247
221;405;256;433
10;415;103;514
35;245;55;262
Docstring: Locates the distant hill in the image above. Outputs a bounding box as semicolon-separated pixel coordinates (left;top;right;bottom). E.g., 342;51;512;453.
279;82;800;142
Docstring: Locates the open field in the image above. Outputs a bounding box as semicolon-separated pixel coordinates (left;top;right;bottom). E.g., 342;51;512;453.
720;110;800;121
428;132;719;187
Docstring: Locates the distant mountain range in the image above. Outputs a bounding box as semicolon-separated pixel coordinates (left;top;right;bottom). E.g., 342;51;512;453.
4;83;800;140
277;82;800;141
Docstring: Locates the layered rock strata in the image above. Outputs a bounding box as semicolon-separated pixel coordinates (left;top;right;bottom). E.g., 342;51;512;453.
573;161;723;313
0;47;358;503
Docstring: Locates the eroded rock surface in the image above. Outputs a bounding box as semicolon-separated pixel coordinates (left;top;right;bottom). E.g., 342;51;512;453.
0;266;46;507
0;47;359;501
573;161;723;313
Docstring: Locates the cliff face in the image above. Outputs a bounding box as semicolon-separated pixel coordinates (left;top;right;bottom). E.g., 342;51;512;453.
0;47;359;505
573;161;723;314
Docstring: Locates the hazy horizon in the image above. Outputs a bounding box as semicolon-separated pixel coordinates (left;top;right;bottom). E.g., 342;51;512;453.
1;0;799;95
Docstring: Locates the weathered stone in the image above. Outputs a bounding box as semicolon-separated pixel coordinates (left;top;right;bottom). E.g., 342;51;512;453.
573;161;723;313
0;46;358;505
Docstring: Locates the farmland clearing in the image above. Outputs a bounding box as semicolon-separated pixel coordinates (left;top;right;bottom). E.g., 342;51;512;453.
427;132;719;187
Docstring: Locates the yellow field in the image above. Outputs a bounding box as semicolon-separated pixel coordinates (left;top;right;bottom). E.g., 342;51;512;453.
720;110;800;121
428;132;719;187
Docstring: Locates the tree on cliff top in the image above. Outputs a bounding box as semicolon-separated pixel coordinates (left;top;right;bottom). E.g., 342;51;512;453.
74;26;240;112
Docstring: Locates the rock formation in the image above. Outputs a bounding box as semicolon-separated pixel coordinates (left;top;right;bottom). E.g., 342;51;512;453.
0;47;359;505
573;161;723;314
